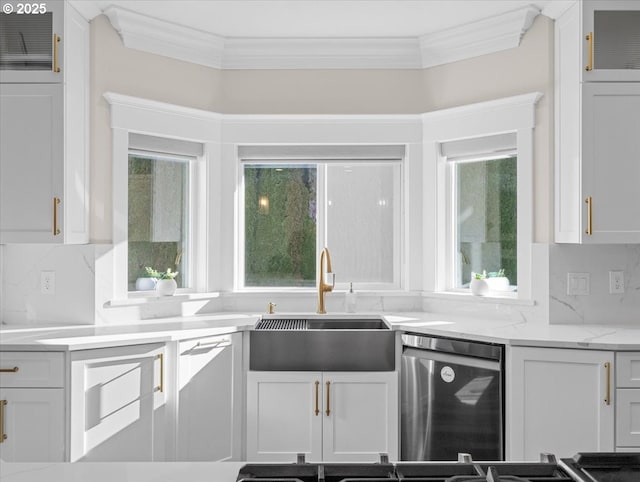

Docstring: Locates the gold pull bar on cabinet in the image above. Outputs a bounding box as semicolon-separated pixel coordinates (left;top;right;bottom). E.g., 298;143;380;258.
53;34;61;73
314;381;320;416
53;197;61;236
325;381;331;416
604;361;611;406
585;196;593;235
585;32;594;71
0;367;19;373
0;400;6;443
156;353;164;393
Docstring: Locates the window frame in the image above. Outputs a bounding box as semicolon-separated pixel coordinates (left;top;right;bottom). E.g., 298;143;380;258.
236;155;404;292
422;93;542;301
105;93;219;300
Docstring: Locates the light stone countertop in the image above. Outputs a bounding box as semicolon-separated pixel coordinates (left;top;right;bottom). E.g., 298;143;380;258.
0;312;639;351
0;461;245;482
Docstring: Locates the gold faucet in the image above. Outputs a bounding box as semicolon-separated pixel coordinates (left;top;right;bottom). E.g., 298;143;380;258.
317;247;335;314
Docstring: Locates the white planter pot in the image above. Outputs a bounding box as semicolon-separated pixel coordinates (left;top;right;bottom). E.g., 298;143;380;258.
135;277;156;291
156;278;177;296
470;278;489;296
485;276;510;292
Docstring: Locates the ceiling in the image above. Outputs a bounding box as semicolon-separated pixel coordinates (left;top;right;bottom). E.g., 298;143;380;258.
74;0;558;39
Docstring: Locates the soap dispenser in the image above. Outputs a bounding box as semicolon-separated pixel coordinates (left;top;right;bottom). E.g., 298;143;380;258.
345;282;356;313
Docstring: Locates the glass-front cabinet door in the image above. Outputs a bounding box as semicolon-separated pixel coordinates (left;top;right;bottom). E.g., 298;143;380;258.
0;0;63;82
582;0;640;81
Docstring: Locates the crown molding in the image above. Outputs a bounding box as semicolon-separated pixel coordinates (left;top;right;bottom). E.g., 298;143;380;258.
419;5;541;68
99;4;540;70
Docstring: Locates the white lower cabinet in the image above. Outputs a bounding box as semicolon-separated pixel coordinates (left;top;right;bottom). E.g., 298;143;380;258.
69;344;166;461
615;352;640;450
507;346;614;460
246;371;398;462
177;333;242;461
0;351;65;462
0;388;65;462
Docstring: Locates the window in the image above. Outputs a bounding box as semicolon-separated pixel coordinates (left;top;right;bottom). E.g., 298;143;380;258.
239;145;403;290
424;93;541;300
127;133;204;293
443;133;518;290
128;152;190;290
453;155;517;289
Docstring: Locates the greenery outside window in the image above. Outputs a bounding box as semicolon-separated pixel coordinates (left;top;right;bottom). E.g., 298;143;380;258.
127;151;193;291
240;147;403;290
453;155;517;289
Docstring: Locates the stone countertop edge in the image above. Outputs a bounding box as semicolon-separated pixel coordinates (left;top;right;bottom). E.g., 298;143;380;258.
0;460;246;482
1;312;639;351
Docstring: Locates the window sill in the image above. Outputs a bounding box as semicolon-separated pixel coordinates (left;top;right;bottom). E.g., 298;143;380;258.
105;291;221;308
423;290;536;307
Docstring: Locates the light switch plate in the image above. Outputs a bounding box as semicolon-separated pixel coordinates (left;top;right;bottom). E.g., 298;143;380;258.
567;272;590;296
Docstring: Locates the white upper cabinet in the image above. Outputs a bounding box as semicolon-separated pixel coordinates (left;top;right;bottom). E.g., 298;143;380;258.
554;0;640;243
0;1;64;83
0;1;89;244
582;1;640;82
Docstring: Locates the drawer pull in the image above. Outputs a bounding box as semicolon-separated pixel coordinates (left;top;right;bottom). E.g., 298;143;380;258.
196;339;231;348
156;353;164;393
0;400;6;442
314;381;320;416
0;367;19;373
325;381;331;416
604;361;611;406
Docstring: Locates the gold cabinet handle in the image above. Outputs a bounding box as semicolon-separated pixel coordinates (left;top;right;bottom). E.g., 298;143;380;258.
156;353;164;393
53;197;61;236
0;400;6;443
325;381;331;416
53;34;61;73
585;196;593;235
314;381;320;416
604;361;611;405
0;367;19;373
585;32;593;71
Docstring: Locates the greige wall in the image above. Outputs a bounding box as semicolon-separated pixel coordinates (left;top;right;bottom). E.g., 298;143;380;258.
90;14;553;243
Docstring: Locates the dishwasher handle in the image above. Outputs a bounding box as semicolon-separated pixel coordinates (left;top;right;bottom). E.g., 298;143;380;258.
402;347;502;372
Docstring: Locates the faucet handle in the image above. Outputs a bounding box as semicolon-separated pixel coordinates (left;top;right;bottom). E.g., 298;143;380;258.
267;302;276;314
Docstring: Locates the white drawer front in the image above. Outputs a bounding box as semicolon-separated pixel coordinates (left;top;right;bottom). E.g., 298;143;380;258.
616;389;640;447
616;353;640;388
0;352;65;388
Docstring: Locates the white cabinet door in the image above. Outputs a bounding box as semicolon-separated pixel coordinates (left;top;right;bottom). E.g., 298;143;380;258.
616;389;640;448
582;0;640;82
507;347;614;460
177;333;241;461
0;0;64;83
322;372;398;462
0;388;65;461
246;371;323;462
581;83;640;243
70;344;166;461
0;83;64;243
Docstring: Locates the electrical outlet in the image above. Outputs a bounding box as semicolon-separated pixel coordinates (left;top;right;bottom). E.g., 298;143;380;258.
41;271;55;295
567;272;590;295
609;271;625;294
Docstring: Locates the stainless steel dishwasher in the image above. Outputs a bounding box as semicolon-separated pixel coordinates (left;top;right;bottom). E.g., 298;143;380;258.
400;333;504;461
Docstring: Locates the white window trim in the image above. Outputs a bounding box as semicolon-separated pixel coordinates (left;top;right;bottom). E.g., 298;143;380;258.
422;92;542;301
222;115;423;294
104;92;221;300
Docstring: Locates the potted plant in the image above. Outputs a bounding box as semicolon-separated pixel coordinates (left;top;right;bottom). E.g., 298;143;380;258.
145;267;179;296
470;269;509;295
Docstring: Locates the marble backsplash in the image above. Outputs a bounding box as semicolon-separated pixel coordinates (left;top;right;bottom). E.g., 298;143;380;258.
1;243;639;325
548;244;640;324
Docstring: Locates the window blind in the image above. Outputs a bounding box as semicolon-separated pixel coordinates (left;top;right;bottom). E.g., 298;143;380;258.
238;145;405;162
440;132;516;162
129;133;203;158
